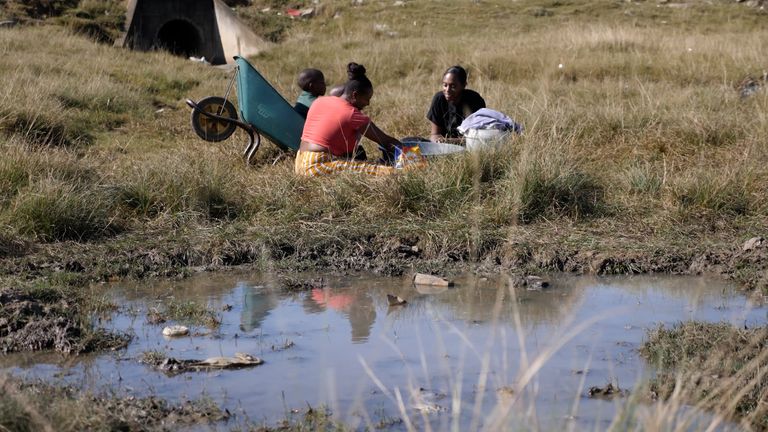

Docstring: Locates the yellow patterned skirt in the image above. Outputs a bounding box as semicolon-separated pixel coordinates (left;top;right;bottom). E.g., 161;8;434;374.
294;150;395;177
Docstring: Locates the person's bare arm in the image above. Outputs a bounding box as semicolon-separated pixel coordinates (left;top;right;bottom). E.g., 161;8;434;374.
429;121;464;144
364;121;401;151
429;121;444;143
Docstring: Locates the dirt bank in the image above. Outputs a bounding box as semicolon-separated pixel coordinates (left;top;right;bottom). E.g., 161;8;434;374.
1;229;766;292
0;376;229;432
0;286;129;354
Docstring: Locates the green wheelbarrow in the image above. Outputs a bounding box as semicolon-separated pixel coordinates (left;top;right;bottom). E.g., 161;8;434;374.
186;56;304;164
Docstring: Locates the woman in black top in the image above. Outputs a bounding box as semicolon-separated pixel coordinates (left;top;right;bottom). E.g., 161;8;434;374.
426;65;485;143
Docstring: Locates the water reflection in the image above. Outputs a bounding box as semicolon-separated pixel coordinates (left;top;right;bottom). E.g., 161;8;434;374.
240;283;277;332
303;288;376;343
383;274;586;328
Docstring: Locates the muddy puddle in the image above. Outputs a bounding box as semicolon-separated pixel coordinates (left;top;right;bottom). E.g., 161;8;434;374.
1;273;764;430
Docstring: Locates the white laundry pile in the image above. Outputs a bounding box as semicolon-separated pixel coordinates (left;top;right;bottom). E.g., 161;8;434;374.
457;108;523;135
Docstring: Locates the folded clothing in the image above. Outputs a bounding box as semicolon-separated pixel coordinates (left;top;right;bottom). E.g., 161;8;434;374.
457;108;523;135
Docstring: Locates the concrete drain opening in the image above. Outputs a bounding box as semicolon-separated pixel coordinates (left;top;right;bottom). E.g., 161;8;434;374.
118;0;271;65
155;19;202;58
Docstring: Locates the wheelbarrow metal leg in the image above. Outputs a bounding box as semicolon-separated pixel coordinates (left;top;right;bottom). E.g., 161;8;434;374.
243;128;261;165
187;98;263;164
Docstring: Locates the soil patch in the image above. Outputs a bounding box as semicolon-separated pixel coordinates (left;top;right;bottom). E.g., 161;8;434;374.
0;287;129;354
0;375;229;432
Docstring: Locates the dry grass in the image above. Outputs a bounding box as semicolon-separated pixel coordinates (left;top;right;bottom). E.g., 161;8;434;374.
0;2;764;293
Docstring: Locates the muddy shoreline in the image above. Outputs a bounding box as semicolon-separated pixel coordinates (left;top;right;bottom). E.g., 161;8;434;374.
0;376;230;431
2;226;766;360
2;230;766;292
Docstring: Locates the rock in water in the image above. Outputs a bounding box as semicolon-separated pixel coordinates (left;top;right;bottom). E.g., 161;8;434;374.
162;325;189;337
525;276;550;291
387;294;407;306
413;273;452;287
510;274;551;290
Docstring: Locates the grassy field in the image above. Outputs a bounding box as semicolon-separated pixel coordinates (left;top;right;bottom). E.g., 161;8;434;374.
1;0;768;429
1;0;766;288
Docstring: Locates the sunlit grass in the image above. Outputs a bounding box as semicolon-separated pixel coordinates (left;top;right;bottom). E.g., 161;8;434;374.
0;3;766;248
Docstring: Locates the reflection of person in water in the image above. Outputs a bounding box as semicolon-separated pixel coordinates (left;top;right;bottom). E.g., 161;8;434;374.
240;283;279;333
304;288;376;343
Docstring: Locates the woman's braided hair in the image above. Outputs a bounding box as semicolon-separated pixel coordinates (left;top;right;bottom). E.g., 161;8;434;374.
343;62;373;95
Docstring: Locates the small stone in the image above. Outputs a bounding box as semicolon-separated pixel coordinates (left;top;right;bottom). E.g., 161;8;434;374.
587;383;627;399
162;325;189;337
525;275;550;291
743;237;765;251
737;76;761;99
413;273;452;286
386;294;407;306
410;388;447;413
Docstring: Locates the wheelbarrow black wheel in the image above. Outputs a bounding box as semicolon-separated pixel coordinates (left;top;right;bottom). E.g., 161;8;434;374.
190;96;238;142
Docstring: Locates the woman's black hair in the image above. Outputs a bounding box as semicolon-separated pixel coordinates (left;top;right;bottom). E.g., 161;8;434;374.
443;65;468;86
343;62;373;95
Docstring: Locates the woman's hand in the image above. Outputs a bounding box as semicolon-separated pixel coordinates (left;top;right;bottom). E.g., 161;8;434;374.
430;123;444;143
365;122;401;151
431;134;465;145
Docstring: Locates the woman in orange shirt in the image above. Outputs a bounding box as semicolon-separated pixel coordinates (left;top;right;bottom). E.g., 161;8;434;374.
295;62;402;176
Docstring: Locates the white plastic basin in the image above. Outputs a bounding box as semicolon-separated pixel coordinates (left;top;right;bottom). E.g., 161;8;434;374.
463;128;510;151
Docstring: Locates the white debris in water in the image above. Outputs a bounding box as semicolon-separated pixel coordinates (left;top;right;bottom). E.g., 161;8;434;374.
162;325;189;337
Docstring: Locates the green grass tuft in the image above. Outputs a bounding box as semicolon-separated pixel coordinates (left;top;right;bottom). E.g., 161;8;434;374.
673;171;753;216
515;163;604;223
6;179;118;242
162;299;221;328
625;161;664;197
